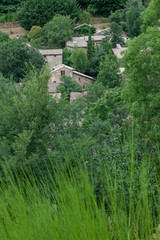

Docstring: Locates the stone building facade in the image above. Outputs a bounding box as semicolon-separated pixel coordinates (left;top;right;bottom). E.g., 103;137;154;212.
39;49;63;70
48;64;93;93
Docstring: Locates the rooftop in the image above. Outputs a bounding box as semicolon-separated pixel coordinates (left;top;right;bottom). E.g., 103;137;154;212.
66;36;106;48
39;49;63;56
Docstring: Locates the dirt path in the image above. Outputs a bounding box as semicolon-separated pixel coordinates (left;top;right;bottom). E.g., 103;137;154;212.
0;22;28;38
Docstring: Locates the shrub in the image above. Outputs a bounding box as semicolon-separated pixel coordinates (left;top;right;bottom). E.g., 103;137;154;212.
0;30;9;43
29;26;45;46
79;11;91;24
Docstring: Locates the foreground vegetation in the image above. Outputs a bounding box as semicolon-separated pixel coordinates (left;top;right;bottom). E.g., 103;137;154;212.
0;144;160;239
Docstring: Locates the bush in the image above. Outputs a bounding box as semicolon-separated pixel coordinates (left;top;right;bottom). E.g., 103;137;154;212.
79;11;91;24
29;26;45;46
0;12;17;22
74;24;96;36
0;30;9;43
109;10;122;23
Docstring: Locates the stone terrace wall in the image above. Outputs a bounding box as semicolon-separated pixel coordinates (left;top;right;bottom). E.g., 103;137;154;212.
0;22;20;28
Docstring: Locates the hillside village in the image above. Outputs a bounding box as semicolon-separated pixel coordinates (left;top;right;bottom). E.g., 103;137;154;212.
0;0;160;239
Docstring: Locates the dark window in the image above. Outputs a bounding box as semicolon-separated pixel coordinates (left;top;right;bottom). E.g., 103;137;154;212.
61;70;65;76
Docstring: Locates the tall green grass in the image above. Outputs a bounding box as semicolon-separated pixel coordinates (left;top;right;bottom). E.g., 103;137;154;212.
0;148;160;239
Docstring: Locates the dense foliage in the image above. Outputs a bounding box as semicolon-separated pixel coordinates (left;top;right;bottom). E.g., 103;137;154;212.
29;26;45;46
122;26;160;144
0;38;44;82
0;69;53;173
43;15;73;48
0;0;22;13
57;75;83;100
70;46;89;74
141;0;160;32
88;0;127;17
18;0;80;30
0;30;9;43
97;53;121;88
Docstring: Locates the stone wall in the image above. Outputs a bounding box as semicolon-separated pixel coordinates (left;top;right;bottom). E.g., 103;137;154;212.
0;22;20;28
46;55;62;70
70;91;87;104
48;67;73;93
72;73;93;86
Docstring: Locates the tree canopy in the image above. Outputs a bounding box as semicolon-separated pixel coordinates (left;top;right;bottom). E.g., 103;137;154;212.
97;53;121;88
141;0;160;32
122;26;160;143
0;38;44;82
43;15;73;48
70;47;89;74
88;0;127;16
18;0;80;30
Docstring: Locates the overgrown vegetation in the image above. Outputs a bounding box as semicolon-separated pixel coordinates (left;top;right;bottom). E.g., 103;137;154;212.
0;0;159;238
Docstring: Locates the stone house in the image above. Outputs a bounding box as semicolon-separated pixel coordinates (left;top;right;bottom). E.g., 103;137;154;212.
66;36;105;52
48;64;93;93
39;49;62;70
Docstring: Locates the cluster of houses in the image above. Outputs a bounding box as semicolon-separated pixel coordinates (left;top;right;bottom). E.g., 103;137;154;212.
39;24;128;102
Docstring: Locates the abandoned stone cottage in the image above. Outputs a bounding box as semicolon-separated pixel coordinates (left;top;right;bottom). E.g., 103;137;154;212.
48;64;93;93
39;49;63;70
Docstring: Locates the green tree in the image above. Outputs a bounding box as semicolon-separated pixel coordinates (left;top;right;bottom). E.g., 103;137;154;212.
126;6;142;37
89;38;112;77
43;15;73;48
0;68;54;173
57;75;83;100
84;81;105;105
88;0;127;17
0;0;22;13
125;0;144;37
97;53;121;88
122;26;160;144
79;11;91;24
87;35;95;60
63;47;72;66
18;0;80;30
70;46;89;74
141;0;160;32
84;87;127;123
0;38;44;82
110;22;124;47
29;26;45;46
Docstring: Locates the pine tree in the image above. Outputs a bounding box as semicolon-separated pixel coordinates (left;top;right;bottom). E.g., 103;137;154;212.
87;34;95;60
